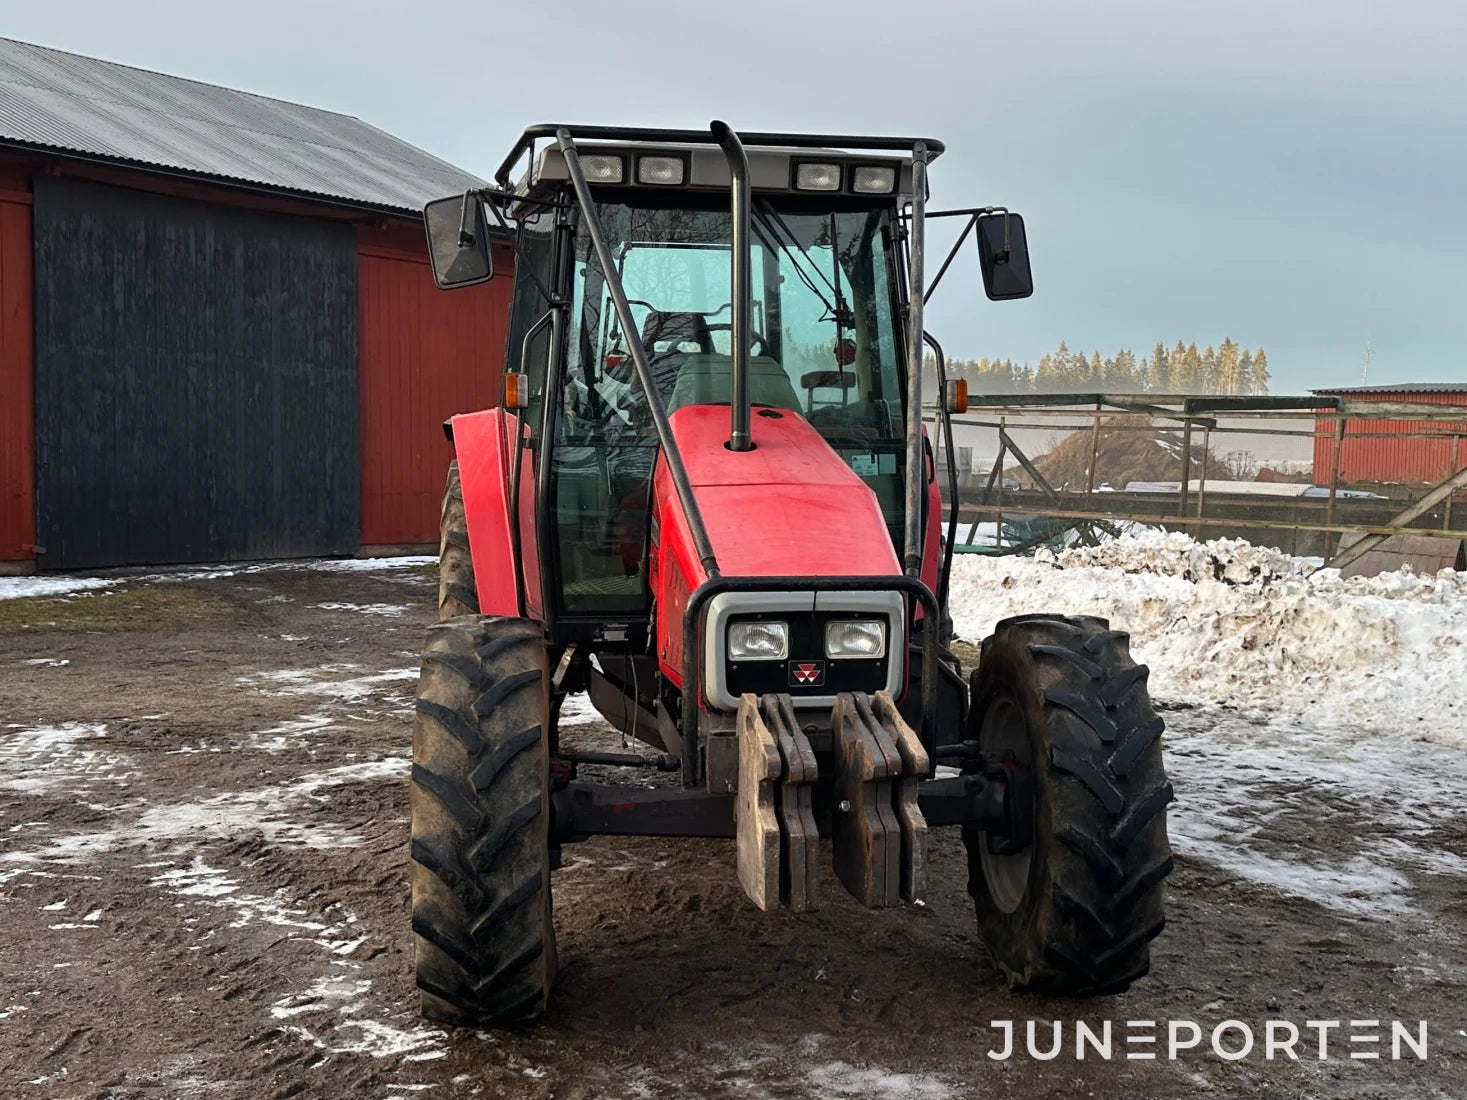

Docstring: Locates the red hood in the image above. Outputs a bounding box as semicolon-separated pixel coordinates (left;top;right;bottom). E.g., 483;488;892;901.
665;405;900;578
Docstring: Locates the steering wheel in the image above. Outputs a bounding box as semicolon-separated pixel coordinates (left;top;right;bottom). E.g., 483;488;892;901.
704;323;770;357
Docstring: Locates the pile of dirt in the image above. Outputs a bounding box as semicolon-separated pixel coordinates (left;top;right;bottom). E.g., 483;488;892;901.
1026;417;1227;491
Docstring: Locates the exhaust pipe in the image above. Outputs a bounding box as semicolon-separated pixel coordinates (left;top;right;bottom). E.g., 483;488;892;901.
711;120;753;452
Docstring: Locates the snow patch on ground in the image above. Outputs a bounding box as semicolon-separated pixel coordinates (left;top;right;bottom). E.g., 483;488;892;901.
0;756;409;883
0;723;134;794
1166;712;1467;917
0;576;120;601
557;693;605;728
148;857;446;1061
0;554;431;605
238;664;418;706
948;530;1467;745
309;602;409;617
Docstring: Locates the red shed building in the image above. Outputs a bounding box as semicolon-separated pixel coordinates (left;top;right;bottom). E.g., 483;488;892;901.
1313;384;1467;487
0;37;511;570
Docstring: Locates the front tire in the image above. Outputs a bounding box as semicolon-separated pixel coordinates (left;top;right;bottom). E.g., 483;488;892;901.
410;615;556;1024
438;461;479;621
963;614;1172;995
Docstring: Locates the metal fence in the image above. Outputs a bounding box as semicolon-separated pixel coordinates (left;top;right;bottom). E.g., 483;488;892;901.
928;393;1467;569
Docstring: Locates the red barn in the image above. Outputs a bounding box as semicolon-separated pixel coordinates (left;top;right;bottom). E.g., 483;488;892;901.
1312;384;1467;487
0;36;512;570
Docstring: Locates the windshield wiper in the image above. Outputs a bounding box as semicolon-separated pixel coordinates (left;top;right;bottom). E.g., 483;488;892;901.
751;203;854;327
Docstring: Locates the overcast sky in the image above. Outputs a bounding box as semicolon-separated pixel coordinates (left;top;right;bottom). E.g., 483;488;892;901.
8;0;1466;391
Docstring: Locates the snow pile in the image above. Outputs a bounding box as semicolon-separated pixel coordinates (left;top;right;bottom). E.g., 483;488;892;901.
947;529;1467;745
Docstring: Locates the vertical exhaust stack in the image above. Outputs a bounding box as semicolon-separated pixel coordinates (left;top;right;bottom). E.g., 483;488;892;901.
711;120;753;452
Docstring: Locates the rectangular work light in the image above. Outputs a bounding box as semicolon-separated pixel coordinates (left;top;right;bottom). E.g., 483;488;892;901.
852;164;898;194
636;155;686;185
580;154;626;184
793;162;842;191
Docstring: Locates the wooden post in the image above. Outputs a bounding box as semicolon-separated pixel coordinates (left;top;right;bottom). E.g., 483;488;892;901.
1324;417;1346;563
1194;425;1212;533
1447;435;1461;532
1085;402;1102;500
996;417;1006;549
1178;419;1193;519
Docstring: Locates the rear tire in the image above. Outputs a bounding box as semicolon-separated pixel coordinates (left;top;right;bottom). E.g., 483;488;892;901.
410;615;556;1024
438;461;479;621
963;614;1172;995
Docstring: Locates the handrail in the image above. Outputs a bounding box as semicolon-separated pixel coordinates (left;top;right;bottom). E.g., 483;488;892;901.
902;142;929;577
554;128;721;578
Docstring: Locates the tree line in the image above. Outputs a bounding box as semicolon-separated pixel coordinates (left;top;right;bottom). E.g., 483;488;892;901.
938;339;1270;395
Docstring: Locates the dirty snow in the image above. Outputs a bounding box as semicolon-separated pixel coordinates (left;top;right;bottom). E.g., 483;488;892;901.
238;665;419;705
0;723;134;794
948;529;1467;746
309;602;410;617
0;576;120;601
0;756;409;879
0;554;431;604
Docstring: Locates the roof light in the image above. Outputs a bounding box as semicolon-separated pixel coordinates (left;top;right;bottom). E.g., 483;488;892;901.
852;164;897;194
580;154;625;183
636;155;685;185
794;162;842;191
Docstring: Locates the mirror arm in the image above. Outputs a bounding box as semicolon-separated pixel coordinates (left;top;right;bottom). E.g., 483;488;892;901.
921;206;1008;304
923;213;976;304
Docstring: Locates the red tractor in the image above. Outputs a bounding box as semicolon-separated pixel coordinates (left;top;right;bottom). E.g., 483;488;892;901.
411;123;1172;1024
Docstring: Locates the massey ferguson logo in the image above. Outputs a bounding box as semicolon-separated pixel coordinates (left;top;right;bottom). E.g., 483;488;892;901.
789;660;825;687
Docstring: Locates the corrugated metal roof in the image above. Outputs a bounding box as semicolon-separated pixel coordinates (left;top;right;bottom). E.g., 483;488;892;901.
1313;383;1467;395
0;36;484;214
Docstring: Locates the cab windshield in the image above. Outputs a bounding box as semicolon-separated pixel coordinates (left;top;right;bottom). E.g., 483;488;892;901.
553;196;907;613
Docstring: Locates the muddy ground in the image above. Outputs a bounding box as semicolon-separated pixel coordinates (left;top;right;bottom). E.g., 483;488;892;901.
0;560;1463;1099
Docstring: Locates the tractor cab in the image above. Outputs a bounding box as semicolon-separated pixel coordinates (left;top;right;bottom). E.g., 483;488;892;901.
409;123;1171;1029
496;141;918;623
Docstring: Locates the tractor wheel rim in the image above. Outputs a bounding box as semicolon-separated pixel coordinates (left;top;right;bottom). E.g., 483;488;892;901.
979;695;1033;915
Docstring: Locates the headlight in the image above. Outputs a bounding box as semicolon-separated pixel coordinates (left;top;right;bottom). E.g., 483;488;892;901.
728;621;789;661
825;619;886;659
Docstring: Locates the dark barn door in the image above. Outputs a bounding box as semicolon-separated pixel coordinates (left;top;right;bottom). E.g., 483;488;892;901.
32;178;359;569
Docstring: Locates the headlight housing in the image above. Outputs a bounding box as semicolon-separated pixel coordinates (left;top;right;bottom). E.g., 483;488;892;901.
728;621;789;661
825;619;886;659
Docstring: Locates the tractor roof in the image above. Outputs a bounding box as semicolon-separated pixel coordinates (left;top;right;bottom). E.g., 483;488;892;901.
496;124;943;202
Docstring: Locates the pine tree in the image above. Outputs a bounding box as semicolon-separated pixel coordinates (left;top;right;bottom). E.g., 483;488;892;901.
1035;350;1063;392
1250;348;1270;394
1150;342;1170;392
1238;350;1254;395
1217;338;1241;394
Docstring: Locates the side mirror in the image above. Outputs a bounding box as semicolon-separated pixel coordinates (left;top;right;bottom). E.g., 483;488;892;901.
975;211;1033;301
424;193;493;289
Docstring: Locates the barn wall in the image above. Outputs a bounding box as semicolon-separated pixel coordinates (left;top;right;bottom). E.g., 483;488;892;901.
1313;392;1467;485
0;176;33;560
32;176;360;568
357;233;513;546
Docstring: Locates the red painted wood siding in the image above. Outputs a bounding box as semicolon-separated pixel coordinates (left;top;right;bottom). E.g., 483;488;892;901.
1313;391;1467;486
0;188;34;560
358;241;513;545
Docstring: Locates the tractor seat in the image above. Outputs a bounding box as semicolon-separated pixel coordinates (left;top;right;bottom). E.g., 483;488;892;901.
641;311;714;397
666;354;802;415
641;311;714;355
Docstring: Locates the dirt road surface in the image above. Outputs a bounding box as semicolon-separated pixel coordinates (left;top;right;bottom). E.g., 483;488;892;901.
1;560;1464;1098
